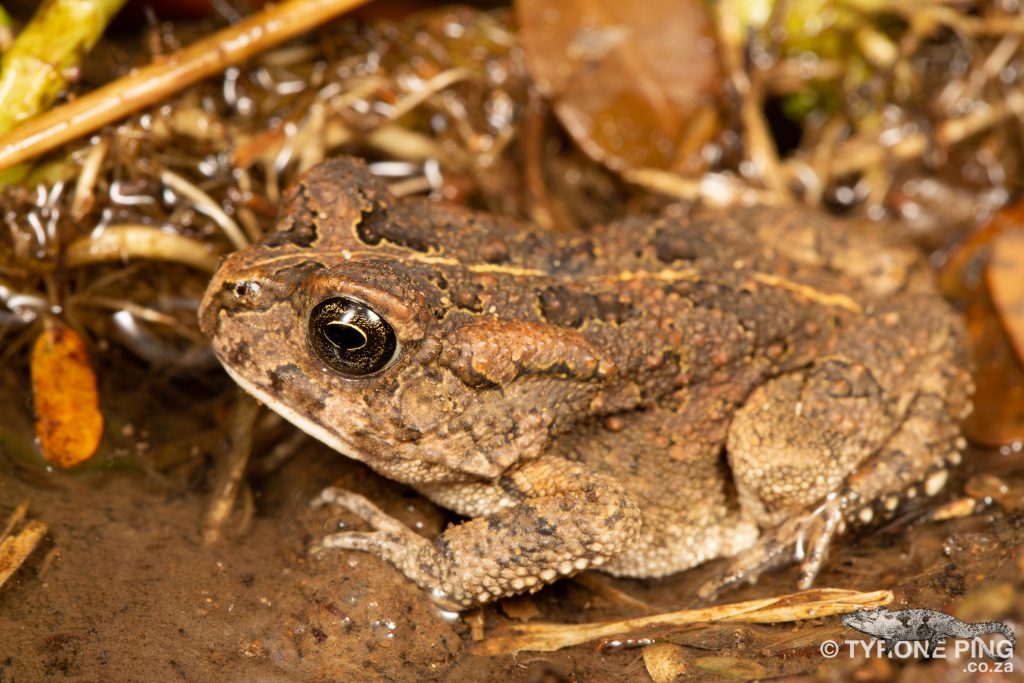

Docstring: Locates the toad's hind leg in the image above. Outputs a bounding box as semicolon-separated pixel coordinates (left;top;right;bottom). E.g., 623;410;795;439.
314;455;641;610
702;296;970;598
559;406;762;579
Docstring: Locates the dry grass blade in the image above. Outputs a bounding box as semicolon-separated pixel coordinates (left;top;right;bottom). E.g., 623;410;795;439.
160;169;248;250
0;504;48;589
0;0;371;172
64;225;220;272
472;588;893;655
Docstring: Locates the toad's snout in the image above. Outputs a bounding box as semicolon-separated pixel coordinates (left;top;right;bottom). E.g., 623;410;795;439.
198;252;298;339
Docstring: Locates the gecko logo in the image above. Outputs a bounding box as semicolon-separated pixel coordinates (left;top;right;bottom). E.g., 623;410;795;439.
833;606;1016;663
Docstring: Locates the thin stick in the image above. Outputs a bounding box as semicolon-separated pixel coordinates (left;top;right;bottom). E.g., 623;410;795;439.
0;0;370;172
473;588;892;655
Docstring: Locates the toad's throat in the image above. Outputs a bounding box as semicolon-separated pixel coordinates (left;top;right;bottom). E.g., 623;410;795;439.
219;362;365;465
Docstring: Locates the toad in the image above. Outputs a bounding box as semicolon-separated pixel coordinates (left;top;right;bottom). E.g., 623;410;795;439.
199;156;970;610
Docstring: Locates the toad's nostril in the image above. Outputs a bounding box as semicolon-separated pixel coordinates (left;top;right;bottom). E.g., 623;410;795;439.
198;278;267;337
232;281;262;300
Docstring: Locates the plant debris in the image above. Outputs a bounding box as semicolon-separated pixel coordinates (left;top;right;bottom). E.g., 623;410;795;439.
30;320;103;468
988;228;1024;365
0;0;372;173
517;0;720;172
0;503;47;589
471;588;892;655
0;1;1022;679
0;0;126;136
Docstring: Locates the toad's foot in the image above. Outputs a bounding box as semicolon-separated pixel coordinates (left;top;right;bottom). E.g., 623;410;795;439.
312;456;642;611
313;487;461;608
696;495;844;601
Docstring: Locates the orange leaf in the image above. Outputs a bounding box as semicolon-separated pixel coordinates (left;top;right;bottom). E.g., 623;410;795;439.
962;297;1024;447
939;200;1024;300
30;322;104;467
939;201;1024;446
987;229;1024;366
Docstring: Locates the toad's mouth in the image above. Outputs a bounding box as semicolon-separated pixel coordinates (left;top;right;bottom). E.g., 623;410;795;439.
218;362;367;466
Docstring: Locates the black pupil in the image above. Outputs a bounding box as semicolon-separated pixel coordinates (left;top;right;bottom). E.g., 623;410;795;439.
309;298;397;376
324;322;366;350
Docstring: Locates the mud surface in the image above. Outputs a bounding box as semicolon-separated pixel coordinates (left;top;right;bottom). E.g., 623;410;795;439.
1;367;1021;682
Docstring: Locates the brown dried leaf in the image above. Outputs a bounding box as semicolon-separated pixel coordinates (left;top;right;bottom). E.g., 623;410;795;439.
30;321;104;467
962;296;1024;446
954;582;1016;623
988;229;1024;366
938;200;1024;301
939;202;1024;446
517;0;720;172
964;474;1023;512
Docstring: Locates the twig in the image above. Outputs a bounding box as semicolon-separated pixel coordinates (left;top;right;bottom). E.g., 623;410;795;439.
70;138;109;219
472;588;892;655
0;0;371;172
714;0;788;200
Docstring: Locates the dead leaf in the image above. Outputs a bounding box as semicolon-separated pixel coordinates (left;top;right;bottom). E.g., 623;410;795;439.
939;199;1024;301
30;321;104;467
517;0;720;172
988;229;1024;365
964;473;1022;512
939;202;1024;446
954;581;1016;623
962;296;1024;446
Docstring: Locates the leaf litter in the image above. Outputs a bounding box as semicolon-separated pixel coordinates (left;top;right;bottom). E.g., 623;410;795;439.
0;0;1022;680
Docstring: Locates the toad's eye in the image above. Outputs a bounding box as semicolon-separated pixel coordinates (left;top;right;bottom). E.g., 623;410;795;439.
309;297;398;376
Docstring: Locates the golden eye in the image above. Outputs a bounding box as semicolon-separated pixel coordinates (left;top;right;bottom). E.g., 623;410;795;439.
309;297;398;376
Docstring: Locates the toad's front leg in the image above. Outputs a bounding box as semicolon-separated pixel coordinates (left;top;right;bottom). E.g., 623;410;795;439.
314;456;641;610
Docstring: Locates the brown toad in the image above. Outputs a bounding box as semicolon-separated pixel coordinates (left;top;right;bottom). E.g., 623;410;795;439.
199;156;971;610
